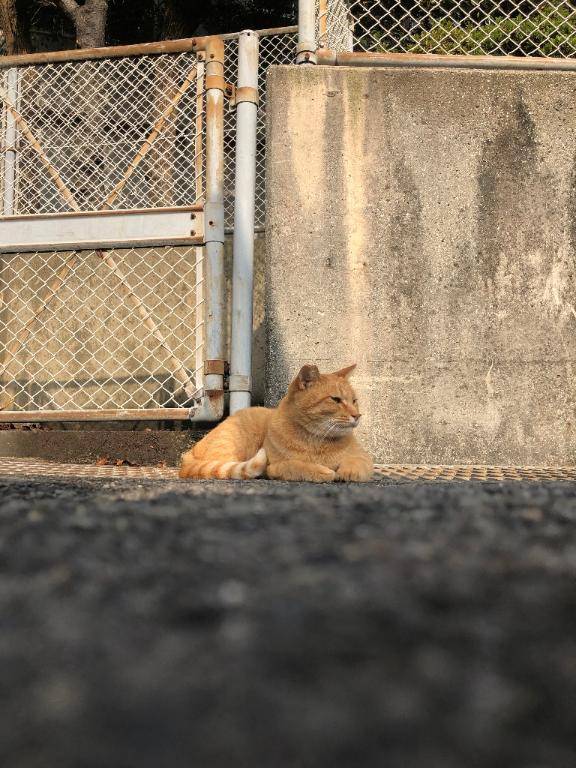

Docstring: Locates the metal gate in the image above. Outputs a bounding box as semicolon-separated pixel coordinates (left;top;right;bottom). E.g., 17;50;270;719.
0;36;226;422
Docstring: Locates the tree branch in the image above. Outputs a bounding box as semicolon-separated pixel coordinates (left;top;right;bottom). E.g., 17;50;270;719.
0;0;32;54
55;0;108;48
57;0;79;21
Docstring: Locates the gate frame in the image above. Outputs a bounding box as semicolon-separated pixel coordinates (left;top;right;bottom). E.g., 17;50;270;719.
0;36;226;423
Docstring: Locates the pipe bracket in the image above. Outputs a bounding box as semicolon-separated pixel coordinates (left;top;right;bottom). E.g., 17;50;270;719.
232;86;259;107
228;374;252;393
295;41;317;65
205;73;225;91
204;359;226;376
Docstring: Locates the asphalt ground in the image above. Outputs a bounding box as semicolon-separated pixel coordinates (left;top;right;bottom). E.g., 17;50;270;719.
1;475;576;768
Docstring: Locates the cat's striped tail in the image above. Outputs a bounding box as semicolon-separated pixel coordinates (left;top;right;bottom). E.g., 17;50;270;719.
179;447;267;480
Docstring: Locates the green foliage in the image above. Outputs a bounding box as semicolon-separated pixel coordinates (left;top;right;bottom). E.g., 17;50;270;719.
406;3;576;56
363;3;576;57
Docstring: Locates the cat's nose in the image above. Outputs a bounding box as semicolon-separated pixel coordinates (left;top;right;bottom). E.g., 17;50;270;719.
350;414;361;424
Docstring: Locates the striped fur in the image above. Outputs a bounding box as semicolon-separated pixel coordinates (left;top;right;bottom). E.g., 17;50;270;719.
179;447;267;480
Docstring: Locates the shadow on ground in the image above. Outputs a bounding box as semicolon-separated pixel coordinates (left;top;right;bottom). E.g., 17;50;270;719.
1;477;575;767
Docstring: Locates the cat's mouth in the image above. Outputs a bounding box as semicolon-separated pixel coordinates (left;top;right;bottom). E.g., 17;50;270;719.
310;420;358;438
333;420;358;431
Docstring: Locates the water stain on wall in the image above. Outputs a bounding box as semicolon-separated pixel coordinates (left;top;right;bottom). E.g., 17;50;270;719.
476;94;540;288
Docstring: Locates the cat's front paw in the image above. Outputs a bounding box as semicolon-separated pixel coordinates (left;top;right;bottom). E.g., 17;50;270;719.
306;464;336;483
336;459;374;483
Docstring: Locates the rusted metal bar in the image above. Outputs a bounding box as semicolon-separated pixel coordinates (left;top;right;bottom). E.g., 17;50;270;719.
0;407;203;422
202;36;226;419
229;30;259;414
194;60;205;203
201;36;226;69
316;48;576;71
0;37;217;68
297;0;317;64
194;244;204;400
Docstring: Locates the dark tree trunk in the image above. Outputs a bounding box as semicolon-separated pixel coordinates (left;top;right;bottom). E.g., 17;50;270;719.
57;0;109;48
0;0;32;54
159;0;188;40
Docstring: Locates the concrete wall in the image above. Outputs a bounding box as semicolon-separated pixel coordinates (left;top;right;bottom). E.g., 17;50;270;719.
265;65;576;464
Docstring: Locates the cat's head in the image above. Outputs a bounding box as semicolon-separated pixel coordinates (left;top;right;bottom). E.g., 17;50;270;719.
285;363;361;438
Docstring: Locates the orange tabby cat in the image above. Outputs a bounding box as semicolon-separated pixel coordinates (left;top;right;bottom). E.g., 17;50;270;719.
179;364;373;482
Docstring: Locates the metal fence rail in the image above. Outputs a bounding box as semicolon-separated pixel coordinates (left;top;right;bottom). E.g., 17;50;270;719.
317;0;576;58
0;37;226;422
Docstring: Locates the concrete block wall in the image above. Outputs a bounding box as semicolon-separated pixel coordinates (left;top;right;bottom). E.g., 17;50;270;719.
265;65;576;464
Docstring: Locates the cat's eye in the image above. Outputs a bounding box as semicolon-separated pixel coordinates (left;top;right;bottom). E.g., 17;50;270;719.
331;396;342;403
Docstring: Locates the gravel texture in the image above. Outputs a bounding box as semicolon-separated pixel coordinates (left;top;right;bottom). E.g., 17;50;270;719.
1;476;576;767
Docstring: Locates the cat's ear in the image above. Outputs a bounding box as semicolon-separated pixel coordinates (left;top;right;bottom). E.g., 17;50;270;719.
333;364;356;379
295;364;321;390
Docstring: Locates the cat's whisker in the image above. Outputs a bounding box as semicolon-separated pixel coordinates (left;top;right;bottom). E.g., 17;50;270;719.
316;422;337;445
319;422;336;440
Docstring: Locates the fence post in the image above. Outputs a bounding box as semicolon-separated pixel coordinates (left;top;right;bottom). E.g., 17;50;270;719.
202;36;226;419
297;0;317;63
3;68;18;216
229;31;259;414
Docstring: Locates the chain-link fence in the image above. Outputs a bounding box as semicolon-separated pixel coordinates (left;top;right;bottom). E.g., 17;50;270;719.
317;0;354;51
1;52;203;215
0;44;217;420
318;0;576;58
0;246;203;412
